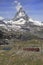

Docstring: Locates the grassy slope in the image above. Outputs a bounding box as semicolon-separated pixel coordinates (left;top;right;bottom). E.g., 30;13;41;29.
0;39;43;65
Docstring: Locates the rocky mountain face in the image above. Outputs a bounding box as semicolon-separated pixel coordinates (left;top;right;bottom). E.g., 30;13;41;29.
0;1;43;44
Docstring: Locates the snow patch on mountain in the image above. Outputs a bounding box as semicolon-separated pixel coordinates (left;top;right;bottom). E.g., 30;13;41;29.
12;19;26;25
29;18;43;26
0;16;4;20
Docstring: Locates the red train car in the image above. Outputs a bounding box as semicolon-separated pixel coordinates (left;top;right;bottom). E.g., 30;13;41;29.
23;47;40;52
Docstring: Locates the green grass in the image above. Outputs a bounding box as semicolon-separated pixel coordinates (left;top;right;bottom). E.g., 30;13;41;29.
0;51;43;65
0;39;43;65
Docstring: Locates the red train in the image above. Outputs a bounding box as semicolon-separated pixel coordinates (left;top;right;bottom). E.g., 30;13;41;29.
23;47;40;52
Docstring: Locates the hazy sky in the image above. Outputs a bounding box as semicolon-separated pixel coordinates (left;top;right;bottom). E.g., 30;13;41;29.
0;0;43;21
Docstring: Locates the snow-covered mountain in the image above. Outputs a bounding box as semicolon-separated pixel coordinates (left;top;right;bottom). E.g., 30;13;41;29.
29;18;43;26
0;1;43;27
0;1;43;39
10;1;28;26
8;1;43;27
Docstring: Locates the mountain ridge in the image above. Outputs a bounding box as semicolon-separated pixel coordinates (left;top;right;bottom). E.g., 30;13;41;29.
0;1;43;40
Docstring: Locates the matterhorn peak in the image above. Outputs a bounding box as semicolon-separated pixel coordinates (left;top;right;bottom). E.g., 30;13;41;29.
13;1;29;23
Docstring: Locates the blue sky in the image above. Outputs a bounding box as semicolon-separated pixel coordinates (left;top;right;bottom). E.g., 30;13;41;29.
0;0;43;21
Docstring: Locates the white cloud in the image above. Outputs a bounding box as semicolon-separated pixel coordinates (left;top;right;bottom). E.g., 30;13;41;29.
14;1;18;4
13;1;22;11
